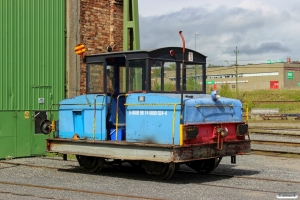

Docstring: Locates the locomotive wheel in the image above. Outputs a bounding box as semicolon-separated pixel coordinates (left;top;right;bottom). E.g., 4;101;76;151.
95;158;106;172
144;162;175;180
187;157;222;174
76;155;105;173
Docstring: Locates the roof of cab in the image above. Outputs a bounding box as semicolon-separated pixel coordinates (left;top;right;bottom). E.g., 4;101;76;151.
84;47;206;63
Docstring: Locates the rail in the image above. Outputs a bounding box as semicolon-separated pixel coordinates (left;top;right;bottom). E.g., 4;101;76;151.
250;132;300;156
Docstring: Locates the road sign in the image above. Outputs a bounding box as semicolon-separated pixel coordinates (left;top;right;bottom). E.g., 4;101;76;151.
287;71;294;79
74;44;86;56
206;81;215;85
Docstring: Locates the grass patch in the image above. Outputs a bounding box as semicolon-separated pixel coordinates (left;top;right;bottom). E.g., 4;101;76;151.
215;87;300;113
46;153;76;160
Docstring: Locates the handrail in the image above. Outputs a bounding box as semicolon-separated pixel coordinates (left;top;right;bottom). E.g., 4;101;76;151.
244;103;248;123
172;104;177;146
195;104;233;108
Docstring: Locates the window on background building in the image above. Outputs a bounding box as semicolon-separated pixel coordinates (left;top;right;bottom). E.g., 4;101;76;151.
209;72;279;79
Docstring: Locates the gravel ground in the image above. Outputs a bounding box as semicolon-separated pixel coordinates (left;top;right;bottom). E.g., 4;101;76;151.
0;155;299;200
251;143;300;153
248;122;300;129
250;134;300;143
250;133;300;153
248;122;300;153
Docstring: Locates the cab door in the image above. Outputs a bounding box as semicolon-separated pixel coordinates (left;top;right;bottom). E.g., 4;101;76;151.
105;57;127;141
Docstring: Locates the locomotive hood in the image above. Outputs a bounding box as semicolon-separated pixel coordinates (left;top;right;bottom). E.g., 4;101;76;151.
126;92;243;125
183;94;243;124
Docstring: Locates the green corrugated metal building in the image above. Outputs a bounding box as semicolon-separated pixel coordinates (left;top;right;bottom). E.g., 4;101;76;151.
0;0;65;158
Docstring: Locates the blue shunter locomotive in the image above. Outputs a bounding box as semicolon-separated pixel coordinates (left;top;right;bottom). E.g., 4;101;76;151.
44;45;250;180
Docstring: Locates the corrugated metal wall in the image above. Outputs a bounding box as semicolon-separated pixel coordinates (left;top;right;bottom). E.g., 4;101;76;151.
0;0;65;158
0;0;65;110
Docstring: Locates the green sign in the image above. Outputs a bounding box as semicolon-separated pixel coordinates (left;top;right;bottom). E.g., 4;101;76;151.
298;83;300;87
278;59;284;63
206;81;215;85
287;71;294;79
266;60;275;64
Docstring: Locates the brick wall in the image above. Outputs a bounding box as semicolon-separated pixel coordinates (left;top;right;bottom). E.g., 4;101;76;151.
80;0;123;94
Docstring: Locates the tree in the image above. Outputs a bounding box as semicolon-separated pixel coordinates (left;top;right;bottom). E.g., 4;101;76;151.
153;80;161;90
165;63;176;71
186;77;201;91
164;83;175;91
152;68;161;78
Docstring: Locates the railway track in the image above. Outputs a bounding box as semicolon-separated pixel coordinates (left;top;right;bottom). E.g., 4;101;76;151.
185;169;300;195
0;189;66;200
0;160;163;199
2;159;300;185
249;127;300;156
249;127;300;135
251;140;300;147
0;160;164;199
0;180;162;200
1;159;299;198
249;127;300;131
249;131;300;137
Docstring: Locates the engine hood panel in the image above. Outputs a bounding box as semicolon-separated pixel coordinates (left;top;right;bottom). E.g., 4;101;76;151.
184;96;243;124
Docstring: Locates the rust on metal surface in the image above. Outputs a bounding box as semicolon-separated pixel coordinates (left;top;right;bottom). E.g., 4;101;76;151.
46;138;251;163
260;114;288;120
183;126;198;140
216;133;223;150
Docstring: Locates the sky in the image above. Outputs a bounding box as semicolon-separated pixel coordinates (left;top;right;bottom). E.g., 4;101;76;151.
138;0;300;66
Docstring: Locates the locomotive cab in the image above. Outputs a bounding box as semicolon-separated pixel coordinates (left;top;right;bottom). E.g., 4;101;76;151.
46;47;251;180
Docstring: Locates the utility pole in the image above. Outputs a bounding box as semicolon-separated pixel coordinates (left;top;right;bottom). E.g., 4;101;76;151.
234;47;239;97
194;33;199;89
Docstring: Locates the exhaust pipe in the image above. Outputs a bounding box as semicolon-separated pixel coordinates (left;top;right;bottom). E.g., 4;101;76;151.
179;31;186;146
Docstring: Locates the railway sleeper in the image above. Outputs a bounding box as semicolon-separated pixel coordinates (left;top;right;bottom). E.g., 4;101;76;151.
260;114;288;120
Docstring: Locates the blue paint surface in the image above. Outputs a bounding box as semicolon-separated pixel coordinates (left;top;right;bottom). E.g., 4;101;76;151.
125;93;243;145
184;95;242;124
55;93;243;144
125;93;181;145
57;95;107;140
